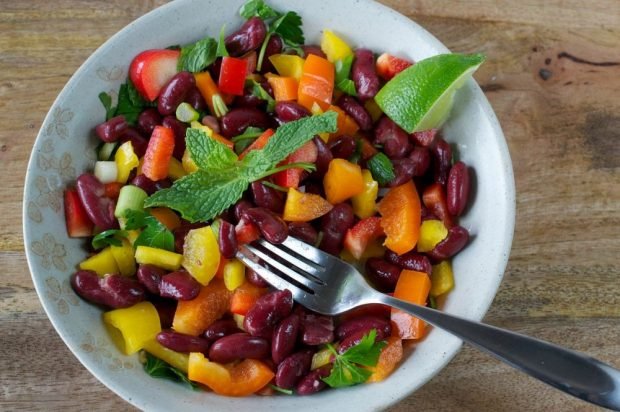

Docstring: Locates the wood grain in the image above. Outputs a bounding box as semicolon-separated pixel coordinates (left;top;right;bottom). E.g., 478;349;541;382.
1;1;619;411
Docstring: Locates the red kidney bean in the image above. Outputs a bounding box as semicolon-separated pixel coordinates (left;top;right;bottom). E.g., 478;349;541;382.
251;181;284;213
244;289;294;338
272;313;300;364
410;129;438;147
242;207;288;244
288;222;318;245
335;316;391;341
120;127;149;157
154;178;172;191
429;226;469;261
220;107;272;138
338;326;388;354
303;180;325;197
218;220;238;259
137;108;162;137
130;174;157;195
352;49;380;101
208;333;270;363
365;257;401;292
136;264;166;295
71;271;145;309
246;268;270;288
311;137;332;179
337;95;372;131
209;57;223;80
275;101;311;123
233;199;253;223
185;86;207;112
203;319;242;342
301;313;334;345
421;204;438;221
374;116;411;159
172;222;205;254
447;161;470;216
201;115;220;133
158;270;200;301
302;45;327;59
260;35;283;73
409;146;431;177
158;71;196;116
389;158;416;187
432;137;452;185
157;330;210;353
151;297;176;328
76;173;117;230
236;86;263;108
319;203;355;255
225;17;267;56
296;365;332;395
328;135;356;159
385;250;432;275
95;115;128;143
161;116;188;159
275;349;313;389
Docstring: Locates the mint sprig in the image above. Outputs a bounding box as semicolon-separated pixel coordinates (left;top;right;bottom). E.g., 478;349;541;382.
322;329;387;388
178;37;218;73
145;112;338;222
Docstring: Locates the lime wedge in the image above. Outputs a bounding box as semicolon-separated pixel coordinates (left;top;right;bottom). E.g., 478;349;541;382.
374;53;485;133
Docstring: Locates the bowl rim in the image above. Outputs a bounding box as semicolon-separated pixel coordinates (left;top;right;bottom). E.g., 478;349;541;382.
23;0;515;409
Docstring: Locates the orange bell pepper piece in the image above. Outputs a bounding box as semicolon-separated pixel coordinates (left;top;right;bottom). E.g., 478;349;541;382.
230;282;267;315
377;181;421;255
391;270;431;339
366;336;403;382
172;279;232;336
149;207;181;231
267;75;298;101
323;158;365;204
188;353;274;397
327;105;359;139
142;126;175;181
238;129;275;159
298;54;335;111
194;72;227;116
283;188;333;222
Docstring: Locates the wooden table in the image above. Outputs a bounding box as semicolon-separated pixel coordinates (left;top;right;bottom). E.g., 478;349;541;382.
2;1;619;410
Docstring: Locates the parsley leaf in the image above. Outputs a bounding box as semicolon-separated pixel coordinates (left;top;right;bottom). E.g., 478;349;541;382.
144;112;337;223
124;210;175;251
335;54;357;96
322;329;387;388
270;11;304;45
247;79;276;112
216;25;229;58
98;92;115;120
116;80;155;124
91;229;128;249
179;37;218;73
143;352;198;390
239;0;279;19
368;152;396;185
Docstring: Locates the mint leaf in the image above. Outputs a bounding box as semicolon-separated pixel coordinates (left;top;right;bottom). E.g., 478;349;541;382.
232;127;264;154
239;0;279;19
247;79;276;112
124;210;175;251
185;128;238;170
216;25;229;58
335;55;357;96
368;153;395;185
91;229;128;249
179;37;217;72
271;11;304;45
98;92;115;120
145;170;249;223
143;352;198;390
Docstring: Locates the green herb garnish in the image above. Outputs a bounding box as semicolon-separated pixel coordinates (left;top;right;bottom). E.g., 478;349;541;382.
178;36;218;73
124;209;175;251
322;329;387;388
145;112;337;222
98;92;115;121
216;25;230;58
143;352;198;390
91;229;128;249
99;79;155;125
269;384;294;395
239;0;280;20
367;152;396;186
335;54;357;96
232;127;265;154
247;79;276;112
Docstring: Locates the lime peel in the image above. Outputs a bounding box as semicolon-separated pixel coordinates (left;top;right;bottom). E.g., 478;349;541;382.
374;53;486;133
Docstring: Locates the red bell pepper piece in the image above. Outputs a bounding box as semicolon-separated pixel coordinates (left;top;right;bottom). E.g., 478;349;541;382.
422;183;454;229
343;216;385;260
218;57;248;96
64;189;94;237
272;140;318;188
238;129;275;160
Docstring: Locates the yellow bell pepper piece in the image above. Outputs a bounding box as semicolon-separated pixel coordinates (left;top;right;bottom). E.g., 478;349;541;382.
103;301;161;355
114;141;139;184
143;339;189;373
417;219;448;252
182;149;199;173
321;30;353;62
182;226;221;285
352;169;379;219
364;98;384;123
168;157;187;181
223;258;246;291
311;347;332;370
430;260;455;297
110;239;136;277
125;229;140;246
324;159;365;204
310;103;330;142
268;54;305;80
135;245;183;271
79;247;119;276
233;313;246;331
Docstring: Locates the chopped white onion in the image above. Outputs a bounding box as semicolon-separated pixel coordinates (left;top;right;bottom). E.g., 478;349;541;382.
94;161;118;184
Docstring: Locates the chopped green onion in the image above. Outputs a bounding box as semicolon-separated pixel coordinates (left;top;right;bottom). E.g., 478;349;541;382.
97;141;118;161
114;185;148;219
94;161;118;184
269;384;293;395
176;102;200;123
212;95;229;118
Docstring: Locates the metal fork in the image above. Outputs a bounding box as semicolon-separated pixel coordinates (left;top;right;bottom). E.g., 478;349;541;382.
237;236;620;410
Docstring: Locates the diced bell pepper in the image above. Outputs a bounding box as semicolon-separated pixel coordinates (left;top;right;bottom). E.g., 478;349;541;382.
114;141;139;184
391;270;431;339
103;301;161;355
79;247;119;276
320;30;353;62
283;188;333;222
182;226;221;285
173;279;232;336
430;260;454;297
323;158;365;204
135;245;183;271
269;54;305;80
351;169;379;219
377;181;421;255
417;219;448;252
223;258;246;291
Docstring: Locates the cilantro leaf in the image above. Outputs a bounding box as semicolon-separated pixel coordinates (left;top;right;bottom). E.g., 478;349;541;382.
91;229;128;249
270;11;304;45
124;210;175;251
98;92;115;120
368;152;396;185
185;128;238;170
216;25;229;58
179;37;218;73
239;0;279;19
322;329;387;388
335;55;357;96
247;79;276;112
143;352;198;390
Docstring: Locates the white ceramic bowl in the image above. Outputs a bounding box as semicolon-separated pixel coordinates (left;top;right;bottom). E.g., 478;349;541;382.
23;0;515;410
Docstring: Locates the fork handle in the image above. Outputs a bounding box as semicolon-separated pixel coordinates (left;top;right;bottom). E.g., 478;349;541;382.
376;294;620;411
